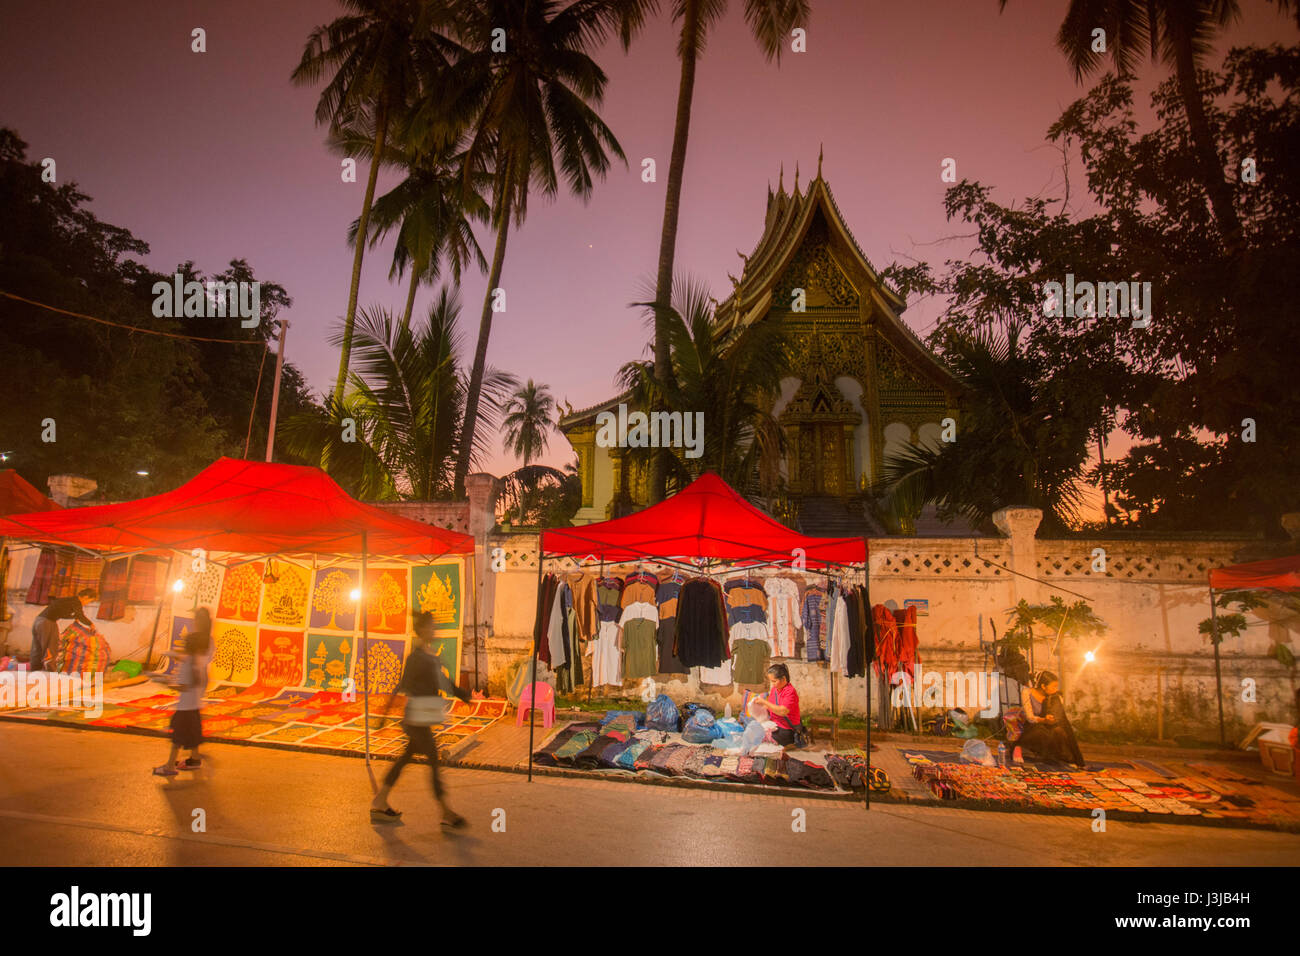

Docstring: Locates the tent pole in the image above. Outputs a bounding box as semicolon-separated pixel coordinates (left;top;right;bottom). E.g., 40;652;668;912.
144;552;178;670
863;544;872;812
362;531;370;766
470;551;479;692
1210;590;1225;747
528;534;544;783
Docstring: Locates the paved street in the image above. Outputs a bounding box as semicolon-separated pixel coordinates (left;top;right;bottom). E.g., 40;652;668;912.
2;723;1298;866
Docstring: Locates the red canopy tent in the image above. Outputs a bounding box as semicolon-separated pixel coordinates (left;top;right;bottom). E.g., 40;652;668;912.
1209;554;1300;592
1206;553;1300;744
532;473;875;803
0;458;476;761
541;472;865;567
0;469;60;516
0;457;472;558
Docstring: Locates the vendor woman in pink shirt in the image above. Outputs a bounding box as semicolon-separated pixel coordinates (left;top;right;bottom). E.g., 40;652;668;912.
758;663;803;747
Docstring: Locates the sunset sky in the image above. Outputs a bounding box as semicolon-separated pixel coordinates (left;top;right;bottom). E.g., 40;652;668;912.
1;0;1292;485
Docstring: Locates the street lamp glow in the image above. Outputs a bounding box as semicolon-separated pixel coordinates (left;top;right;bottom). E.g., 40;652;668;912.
136;470;149;476
172;579;185;593
350;588;362;602
1084;650;1096;663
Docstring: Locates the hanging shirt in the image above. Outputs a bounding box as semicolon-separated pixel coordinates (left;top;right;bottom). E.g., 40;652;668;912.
569;572;599;642
547;582;570;667
801;586;827;662
676;578;728;668
655;578;687;674
621;571;659;607
763;577;801;658
596;577;624;623
830;590;851;674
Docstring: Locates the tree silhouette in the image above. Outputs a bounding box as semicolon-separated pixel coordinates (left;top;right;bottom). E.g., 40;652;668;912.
211;627;255;682
221;564;262;618
312;569;352;629
367;572;405;629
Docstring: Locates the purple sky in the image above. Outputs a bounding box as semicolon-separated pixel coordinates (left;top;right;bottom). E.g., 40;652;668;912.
2;1;1292;482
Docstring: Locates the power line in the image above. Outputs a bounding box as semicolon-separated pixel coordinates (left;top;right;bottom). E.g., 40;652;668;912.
0;289;267;345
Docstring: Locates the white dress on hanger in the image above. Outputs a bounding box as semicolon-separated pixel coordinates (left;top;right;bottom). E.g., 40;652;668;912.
763;577;800;657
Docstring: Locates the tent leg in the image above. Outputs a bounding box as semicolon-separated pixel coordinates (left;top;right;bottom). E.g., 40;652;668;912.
470;551;480;692
863;549;872;812
362;532;371;766
1210;592;1225;747
144;552;177;670
528;538;544;783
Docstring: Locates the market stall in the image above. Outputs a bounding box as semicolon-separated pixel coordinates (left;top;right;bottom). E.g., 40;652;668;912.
531;472;881;803
0;469;61;636
1207;553;1300;746
0;457;493;759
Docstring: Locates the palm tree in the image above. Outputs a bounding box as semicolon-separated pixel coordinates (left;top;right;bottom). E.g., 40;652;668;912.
430;0;634;498
279;289;517;499
335;119;491;330
645;0;810;506
618;276;788;495
292;0;456;407
502;379;557;466
1001;0;1248;246
873;327;1092;535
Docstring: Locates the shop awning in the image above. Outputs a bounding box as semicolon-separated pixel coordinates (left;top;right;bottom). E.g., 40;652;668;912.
0;469;60;515
0;457;473;557
541;471;865;567
1209;554;1300;592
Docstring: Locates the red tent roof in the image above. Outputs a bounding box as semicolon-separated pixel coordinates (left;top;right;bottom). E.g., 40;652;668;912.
0;457;473;557
541;472;865;567
1209;554;1300;591
0;470;60;515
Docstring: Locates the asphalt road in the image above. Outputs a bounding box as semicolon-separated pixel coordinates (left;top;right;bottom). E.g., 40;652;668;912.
2;723;1298;867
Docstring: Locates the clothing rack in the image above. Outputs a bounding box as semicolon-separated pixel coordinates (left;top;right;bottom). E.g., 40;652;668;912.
529;541;874;809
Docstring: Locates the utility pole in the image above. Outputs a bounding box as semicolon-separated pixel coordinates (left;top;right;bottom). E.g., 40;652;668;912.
265;319;290;463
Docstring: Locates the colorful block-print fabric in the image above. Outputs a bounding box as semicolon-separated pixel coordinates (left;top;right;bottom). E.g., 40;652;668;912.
354;637;405;695
304;633;354;691
160;615;193;679
363;567;409;635
309;567;359;631
255;629;305;689
411;563;461;630
174;562;224;614
211;622;258;685
217;562;264;621
259;561;311;629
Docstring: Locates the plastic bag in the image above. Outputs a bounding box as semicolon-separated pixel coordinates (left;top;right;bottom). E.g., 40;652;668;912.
646;693;681;732
960;738;995;766
738;719;767;755
682;711;721;743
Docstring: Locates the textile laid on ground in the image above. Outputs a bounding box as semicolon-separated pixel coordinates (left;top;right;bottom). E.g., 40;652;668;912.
902;752;1300;827
1;681;507;755
531;717;839;791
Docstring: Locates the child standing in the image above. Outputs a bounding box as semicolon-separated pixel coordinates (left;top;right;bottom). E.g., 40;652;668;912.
153;607;212;776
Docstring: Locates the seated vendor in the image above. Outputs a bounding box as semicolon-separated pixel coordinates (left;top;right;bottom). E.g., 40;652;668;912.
757;663;802;748
1017;670;1085;768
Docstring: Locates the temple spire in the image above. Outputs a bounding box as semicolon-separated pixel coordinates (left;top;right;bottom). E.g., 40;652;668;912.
817;143;824;180
778;162;785;193
793;161;800;193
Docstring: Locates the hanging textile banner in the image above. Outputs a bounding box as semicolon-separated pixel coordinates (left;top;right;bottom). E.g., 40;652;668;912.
309;566;359;631
259;560;311;629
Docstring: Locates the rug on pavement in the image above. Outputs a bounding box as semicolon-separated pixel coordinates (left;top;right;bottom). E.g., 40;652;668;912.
902;752;1300;827
1;680;506;756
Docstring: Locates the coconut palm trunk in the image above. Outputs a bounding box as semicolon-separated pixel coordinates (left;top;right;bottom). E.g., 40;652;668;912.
401;266;419;331
454;188;509;498
1170;36;1242;246
649;0;700;505
334;97;389;408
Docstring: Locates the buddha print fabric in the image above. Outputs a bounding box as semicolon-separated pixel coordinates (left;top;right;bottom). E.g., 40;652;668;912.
411;563;461;631
259;561;311;629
